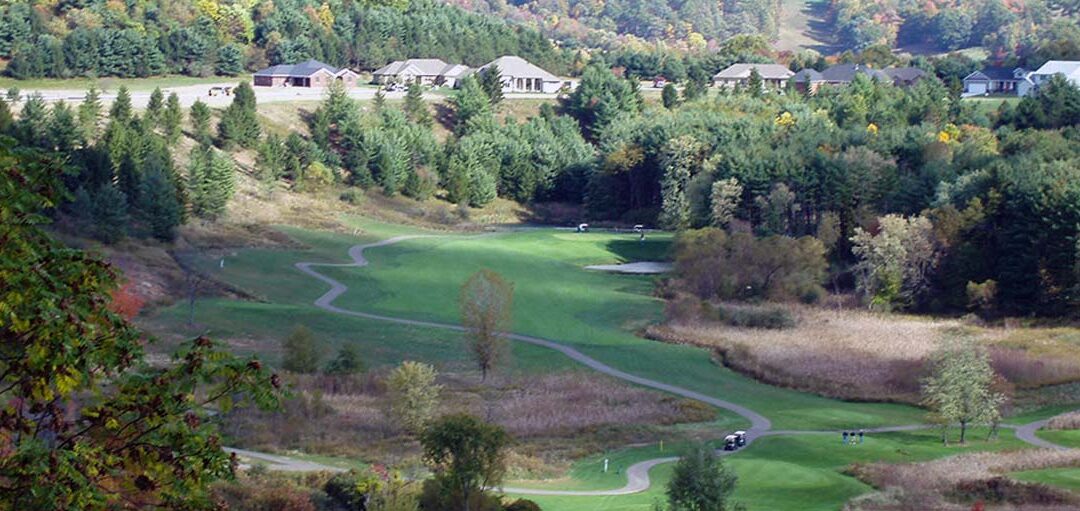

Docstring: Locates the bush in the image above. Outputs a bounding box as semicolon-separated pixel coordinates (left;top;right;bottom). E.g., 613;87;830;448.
702;303;796;329
340;188;364;205
504;498;542;511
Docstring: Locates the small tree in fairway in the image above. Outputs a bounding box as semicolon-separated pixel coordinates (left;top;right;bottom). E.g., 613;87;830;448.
460;269;513;381
922;337;1004;445
666;443;739;511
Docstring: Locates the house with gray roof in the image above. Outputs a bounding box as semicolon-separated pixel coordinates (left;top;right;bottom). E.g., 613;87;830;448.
372;59;472;87
253;59;359;88
478;56;566;93
713;63;794;90
962;66;1032;96
792;68;825;93
1028;60;1080;91
883;67;929;87
818;64;891;86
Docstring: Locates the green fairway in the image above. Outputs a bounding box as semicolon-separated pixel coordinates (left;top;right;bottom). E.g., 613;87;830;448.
1012;467;1080;492
512;428;1030;511
151;221;927;430
1037;429;1080;448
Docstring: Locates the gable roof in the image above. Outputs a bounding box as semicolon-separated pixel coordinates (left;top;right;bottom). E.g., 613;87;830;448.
792;68;823;82
373;58;453;76
479;56;560;82
713;63;794;80
255;59;341;77
883;67;927;83
1033;60;1080;77
820;63;890;83
967;66;1023;81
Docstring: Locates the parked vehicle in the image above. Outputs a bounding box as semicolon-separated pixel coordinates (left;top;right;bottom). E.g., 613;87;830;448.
208;86;232;97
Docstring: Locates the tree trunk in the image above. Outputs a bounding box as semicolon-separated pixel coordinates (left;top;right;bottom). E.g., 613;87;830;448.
959;420;967;444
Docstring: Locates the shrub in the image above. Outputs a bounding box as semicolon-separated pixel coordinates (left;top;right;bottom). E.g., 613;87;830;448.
702;302;796;329
340;188;364;205
504;498;542;511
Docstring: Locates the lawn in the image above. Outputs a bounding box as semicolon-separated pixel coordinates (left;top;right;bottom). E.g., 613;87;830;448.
512;428;1030;511
1037;429;1080;448
0;74;251;91
1012;467;1080;492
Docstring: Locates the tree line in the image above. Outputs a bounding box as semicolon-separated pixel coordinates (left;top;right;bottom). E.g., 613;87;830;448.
0;0;570;79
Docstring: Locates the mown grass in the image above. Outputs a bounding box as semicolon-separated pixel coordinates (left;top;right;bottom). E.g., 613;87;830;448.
1037;429;1080;448
0;74;252;91
1012;467;1080;492
512;428;1029;511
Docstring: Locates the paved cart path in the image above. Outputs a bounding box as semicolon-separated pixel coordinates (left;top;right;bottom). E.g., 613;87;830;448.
233;233;1073;496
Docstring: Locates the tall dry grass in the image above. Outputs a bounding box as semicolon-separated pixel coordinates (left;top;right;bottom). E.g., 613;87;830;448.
1047;412;1080;430
651;299;1080;403
846;450;1080;511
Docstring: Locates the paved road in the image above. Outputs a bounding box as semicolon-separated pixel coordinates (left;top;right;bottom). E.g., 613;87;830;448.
224;447;346;472
245;232;1074;495
13;84;559;109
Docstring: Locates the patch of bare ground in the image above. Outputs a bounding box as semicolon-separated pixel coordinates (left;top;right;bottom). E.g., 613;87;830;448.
647;299;1080;404
846;450;1080;510
221;370;714;476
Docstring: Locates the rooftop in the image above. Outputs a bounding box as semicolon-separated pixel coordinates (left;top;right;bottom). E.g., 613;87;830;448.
714;63;794;80
255;59;343;77
479;56;560;81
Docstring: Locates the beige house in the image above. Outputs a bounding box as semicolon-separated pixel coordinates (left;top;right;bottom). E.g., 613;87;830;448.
372;59;472;87
712;63;794;90
253;60;360;87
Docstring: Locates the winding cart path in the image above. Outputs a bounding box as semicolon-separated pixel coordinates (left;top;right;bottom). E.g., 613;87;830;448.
248;233;1073;495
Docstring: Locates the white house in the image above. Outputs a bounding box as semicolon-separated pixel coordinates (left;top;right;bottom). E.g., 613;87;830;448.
1028;60;1080;90
372;59;472;87
477;56;566;93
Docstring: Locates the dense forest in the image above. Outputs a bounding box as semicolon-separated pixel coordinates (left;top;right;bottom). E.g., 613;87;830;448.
441;0;782;51
828;0;1080;60
0;0;569;78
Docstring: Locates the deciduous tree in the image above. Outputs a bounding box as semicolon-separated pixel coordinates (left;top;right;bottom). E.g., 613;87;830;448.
386;361;442;435
460;269;513;381
922;337;1004;444
420;414;509;511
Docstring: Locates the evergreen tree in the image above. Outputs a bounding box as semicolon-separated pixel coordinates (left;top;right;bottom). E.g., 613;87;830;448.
145;87;164;129
47;100;79;152
136;166;182;241
404;82;432;127
162;93;183;145
373;90;387;111
77;87;102;143
667;443;739;511
0;97;11;135
16;94;49;147
662;83;679;109
478;65;504;105
109;86;132;124
324;344;364;375
255;132;287;196
747;68;763;97
188;147;235;221
90;183;129;244
215;44;244;76
189;100;212;146
449;76;492;136
216;82;260;149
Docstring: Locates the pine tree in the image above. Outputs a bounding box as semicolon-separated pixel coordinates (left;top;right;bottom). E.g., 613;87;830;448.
190;100;212;146
0;97;11;135
136;166;182;241
78;87;102;143
661;83;679;109
450;76;492;136
47;100;79;152
373;90;387;111
216;81;260;149
255;132;286;196
109;86;132;124
747;68;763;97
145;87;164;129
16;94;49;147
90;183;129;244
404;82;432;127
478;65;504;105
188;147;236;221
162;93;183;145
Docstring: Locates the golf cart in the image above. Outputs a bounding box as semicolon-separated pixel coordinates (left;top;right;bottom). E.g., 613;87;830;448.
723;434;738;451
208;86;233;97
576;223;589;233
734;430;747;447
